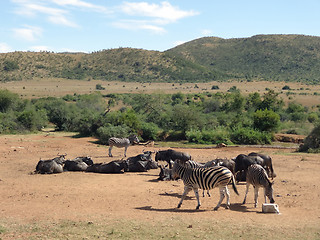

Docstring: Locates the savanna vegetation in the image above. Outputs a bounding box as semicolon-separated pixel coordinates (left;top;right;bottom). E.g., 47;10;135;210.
2;34;320;84
1;88;319;150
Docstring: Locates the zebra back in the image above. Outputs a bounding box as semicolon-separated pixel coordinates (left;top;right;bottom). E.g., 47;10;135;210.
108;137;131;148
246;164;272;188
173;161;238;193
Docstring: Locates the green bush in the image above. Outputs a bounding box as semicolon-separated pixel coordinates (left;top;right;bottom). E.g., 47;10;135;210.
253;109;280;132
96;124;131;145
17;109;48;131
230;127;272;145
140;122;160;141
186;128;231;144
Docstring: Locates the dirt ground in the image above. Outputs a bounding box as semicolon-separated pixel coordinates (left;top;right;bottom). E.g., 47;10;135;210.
0;132;319;236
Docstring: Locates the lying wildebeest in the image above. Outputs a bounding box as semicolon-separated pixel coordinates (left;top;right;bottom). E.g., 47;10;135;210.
126;151;158;172
63;156;93;171
248;152;276;179
35;154;66;174
155;149;191;169
86;160;128;174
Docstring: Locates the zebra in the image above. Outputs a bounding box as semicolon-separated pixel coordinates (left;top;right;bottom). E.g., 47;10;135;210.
181;160;215;197
242;164;275;208
108;135;139;157
172;160;239;211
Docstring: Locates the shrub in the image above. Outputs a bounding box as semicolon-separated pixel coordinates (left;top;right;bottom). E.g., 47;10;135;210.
299;123;320;152
253;109;280;132
96;124;131;145
230;127;272;145
140;122;160;141
186;128;231;144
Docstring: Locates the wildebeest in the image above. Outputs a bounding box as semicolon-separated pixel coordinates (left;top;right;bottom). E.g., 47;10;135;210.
63;156;93;171
126;151;158;172
248;152;276;179
86;160;128;173
35;154;66;174
155;149;191;169
234;154;264;182
208;158;235;175
158;164;173;181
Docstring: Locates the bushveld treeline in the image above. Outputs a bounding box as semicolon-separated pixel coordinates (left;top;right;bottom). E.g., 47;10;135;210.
0;88;319;151
2;34;320;84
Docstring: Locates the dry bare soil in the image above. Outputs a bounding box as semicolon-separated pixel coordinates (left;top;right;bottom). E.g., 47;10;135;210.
0;132;319;239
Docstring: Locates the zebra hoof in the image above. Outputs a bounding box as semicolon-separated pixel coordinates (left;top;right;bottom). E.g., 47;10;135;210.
213;207;219;211
196;205;200;210
225;205;230;209
177;204;181;209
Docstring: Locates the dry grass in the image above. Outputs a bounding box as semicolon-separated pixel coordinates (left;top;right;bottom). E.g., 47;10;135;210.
1;78;320;107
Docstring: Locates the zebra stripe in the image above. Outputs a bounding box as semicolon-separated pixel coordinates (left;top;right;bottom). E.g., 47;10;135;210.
242;164;275;207
108;135;139;157
180;160;216;197
173;161;239;210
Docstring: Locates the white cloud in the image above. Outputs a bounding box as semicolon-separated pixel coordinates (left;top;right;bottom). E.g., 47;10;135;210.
120;1;198;23
52;0;111;14
114;1;199;33
0;43;13;53
12;0;79;27
13;25;43;42
112;20;166;34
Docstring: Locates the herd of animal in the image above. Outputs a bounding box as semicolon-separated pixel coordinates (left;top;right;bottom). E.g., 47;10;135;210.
34;145;276;211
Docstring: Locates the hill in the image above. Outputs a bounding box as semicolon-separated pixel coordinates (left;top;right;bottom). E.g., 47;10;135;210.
1;34;320;83
167;34;320;84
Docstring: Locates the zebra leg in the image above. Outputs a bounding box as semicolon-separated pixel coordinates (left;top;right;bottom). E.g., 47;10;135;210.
214;187;226;211
242;183;250;204
224;186;230;209
177;186;192;208
108;146;113;157
254;186;259;208
202;190;205;197
124;146;128;157
193;188;201;209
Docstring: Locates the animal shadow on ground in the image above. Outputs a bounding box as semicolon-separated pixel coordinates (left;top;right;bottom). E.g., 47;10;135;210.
135;206;206;213
159;192;193;200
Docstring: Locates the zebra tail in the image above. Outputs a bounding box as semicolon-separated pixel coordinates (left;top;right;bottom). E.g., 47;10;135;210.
231;174;239;195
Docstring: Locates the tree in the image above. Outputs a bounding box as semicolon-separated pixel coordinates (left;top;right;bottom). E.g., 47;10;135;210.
253;109;280;132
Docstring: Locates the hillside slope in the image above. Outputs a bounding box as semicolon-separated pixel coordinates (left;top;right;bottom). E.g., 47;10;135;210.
1;34;320;83
167;34;320;83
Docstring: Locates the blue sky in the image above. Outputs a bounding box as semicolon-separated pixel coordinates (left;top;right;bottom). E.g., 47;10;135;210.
1;0;320;53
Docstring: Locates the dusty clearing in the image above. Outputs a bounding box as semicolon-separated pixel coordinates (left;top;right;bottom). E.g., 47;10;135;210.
0;132;319;239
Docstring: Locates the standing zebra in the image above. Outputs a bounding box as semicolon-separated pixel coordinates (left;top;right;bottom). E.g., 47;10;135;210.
242;164;275;208
108;135;139;157
181;160;215;197
172;160;239;211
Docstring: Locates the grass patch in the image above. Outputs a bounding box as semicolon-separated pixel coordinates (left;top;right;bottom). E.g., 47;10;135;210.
0;218;319;240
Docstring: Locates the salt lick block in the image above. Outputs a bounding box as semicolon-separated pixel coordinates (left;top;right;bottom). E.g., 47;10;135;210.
262;203;280;214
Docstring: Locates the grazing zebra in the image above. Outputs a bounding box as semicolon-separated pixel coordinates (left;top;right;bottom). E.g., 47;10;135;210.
108;135;139;157
172;160;239;211
242;164;275;208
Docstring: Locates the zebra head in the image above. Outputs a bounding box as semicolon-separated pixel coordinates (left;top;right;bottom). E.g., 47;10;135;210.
129;135;139;144
265;180;275;203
